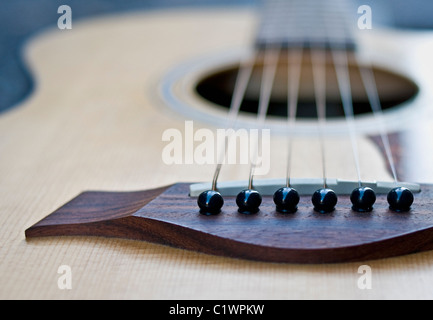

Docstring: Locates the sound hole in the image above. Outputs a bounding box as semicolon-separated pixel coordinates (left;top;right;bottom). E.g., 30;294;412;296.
195;51;419;119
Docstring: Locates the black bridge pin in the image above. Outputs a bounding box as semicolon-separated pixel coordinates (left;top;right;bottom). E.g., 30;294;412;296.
350;186;377;212
273;187;300;214
387;187;414;212
236;189;262;214
197;190;224;216
312;188;338;213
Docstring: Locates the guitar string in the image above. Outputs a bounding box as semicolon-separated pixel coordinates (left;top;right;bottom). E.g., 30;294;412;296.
283;0;302;189
332;49;363;187
211;51;256;191
325;0;364;188
328;0;397;188
311;46;330;189
213;0;390;193
358;62;399;184
306;0;397;192
308;0;346;190
318;0;399;192
285;47;304;188
248;44;281;189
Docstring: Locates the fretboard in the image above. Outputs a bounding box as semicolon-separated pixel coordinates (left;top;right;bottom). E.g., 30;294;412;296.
255;0;357;50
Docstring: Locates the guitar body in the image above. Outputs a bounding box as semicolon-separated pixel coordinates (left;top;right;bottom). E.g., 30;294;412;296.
2;7;433;298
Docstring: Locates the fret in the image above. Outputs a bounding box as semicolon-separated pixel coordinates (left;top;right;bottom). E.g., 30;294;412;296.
256;0;357;50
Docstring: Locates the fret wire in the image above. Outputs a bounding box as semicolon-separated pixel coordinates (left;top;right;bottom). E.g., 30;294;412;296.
256;0;356;50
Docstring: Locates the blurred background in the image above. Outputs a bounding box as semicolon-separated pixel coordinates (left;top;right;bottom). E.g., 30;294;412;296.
0;0;432;113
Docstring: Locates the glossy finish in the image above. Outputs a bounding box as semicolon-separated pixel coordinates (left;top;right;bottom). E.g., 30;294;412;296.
197;190;224;215
273;187;300;213
8;4;433;299
387;187;414;212
236;189;262;214
312;188;338;213
350;187;377;212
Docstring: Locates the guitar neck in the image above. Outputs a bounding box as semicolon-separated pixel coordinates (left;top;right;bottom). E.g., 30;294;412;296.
255;0;357;50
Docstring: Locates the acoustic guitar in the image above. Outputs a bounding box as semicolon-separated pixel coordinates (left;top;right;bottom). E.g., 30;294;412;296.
3;0;433;299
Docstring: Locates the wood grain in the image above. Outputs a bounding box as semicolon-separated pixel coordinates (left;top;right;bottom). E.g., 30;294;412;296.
2;9;433;299
26;183;433;264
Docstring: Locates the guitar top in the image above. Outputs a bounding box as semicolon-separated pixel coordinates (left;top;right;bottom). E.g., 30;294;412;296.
3;0;433;299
